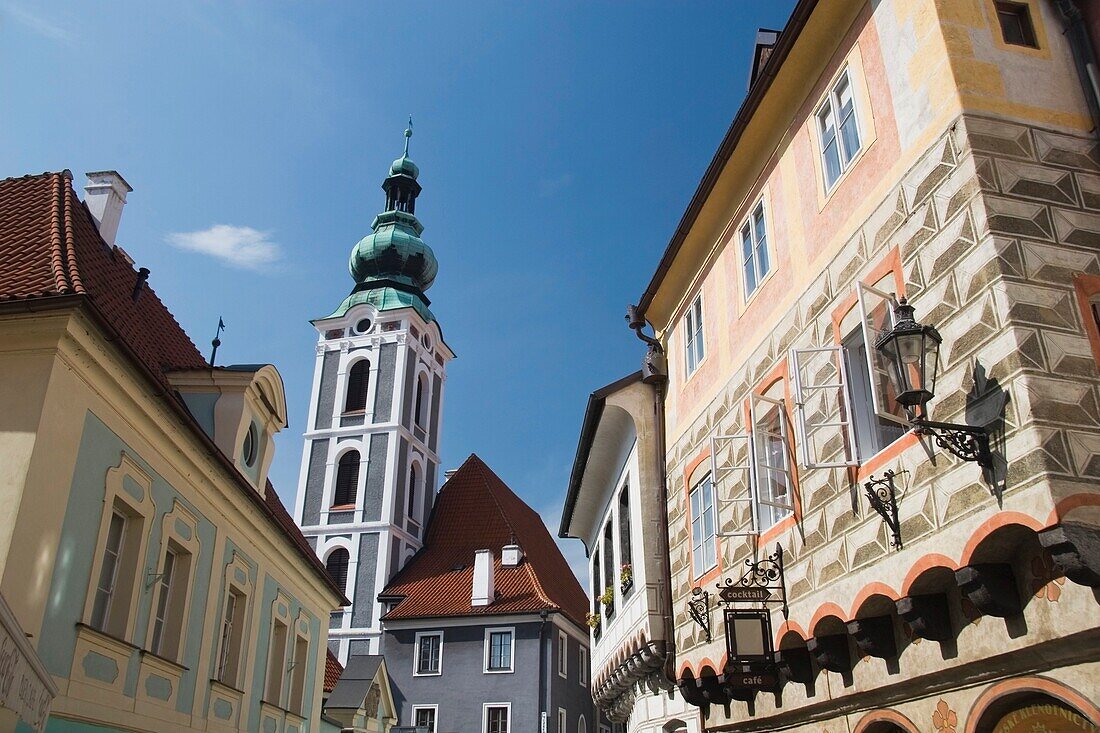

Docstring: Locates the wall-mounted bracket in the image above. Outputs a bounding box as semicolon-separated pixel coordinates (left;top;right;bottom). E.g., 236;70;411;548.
864;470;903;550
687;587;712;643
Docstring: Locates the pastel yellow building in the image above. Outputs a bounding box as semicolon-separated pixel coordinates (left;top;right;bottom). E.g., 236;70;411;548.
0;170;345;732
611;0;1100;731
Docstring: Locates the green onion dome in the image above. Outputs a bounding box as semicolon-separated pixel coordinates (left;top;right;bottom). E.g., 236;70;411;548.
348;210;437;292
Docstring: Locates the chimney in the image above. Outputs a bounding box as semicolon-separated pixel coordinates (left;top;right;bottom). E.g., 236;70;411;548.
471;549;495;607
443;468;458;483
502;544;523;567
83;171;133;246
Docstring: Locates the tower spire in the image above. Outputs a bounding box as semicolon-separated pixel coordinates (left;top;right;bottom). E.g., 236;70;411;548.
404;116;413;157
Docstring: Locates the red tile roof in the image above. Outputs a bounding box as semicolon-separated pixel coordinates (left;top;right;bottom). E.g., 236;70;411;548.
381;454;589;627
324;649;343;693
0;171;344;603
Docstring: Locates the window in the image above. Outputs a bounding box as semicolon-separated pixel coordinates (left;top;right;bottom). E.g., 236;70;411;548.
817;69;862;190
558;631;568;678
740;200;770;297
413;706;438;732
149;544;191;660
90;510;127;633
601;521;614;613
355;318;372;334
415;631;443;675
266;619;289;704
689;474;717;578
242;422;258;467
751;393;795;531
996;2;1038;47
484;628;514;672
617;484;632;596
558;708;567;733
843;326;906;460
408;464;419;521
579;646;588;686
288;636;309;714
217;589;247;687
344;360;370;412
579;717;587;733
333;451;360;507
325;548;350;594
415;374;429;427
485;704;510;733
684;294;705;375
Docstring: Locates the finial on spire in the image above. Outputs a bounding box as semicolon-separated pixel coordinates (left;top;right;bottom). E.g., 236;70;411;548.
403;115;413;156
209;316;226;366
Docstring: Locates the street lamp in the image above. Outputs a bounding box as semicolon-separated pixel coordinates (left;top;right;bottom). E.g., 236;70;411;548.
874;297;993;470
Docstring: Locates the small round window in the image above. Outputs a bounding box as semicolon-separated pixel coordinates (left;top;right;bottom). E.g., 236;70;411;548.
355;318;373;335
421;333;433;351
243;423;258;467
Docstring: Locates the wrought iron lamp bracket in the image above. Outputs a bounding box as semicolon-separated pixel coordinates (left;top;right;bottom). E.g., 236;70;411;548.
687;588;712;643
911;417;992;469
864;470;903;550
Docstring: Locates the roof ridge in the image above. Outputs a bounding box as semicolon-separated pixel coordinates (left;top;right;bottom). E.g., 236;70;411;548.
61;175;84;294
48;172;72;294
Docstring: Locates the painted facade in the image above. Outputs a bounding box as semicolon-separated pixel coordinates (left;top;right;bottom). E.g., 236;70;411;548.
0;171;345;733
560;374;697;733
294;128;454;662
622;0;1100;731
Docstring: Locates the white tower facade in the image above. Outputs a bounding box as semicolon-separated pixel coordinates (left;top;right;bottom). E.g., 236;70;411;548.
294;126;453;659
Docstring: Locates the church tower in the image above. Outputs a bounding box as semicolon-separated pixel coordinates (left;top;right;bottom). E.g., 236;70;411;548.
294;124;452;660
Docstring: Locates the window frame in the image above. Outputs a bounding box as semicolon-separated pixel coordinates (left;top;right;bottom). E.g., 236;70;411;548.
343;358;371;413
413;705;438;733
558;708;568;733
146;501;200;662
816;67;863;192
995;1;1039;48
265;617;289;706
749;391;796;533
739;198;772;300
683;293;705;377
617;481;633;598
689;473;718;579
414;630;444;677
579;645;588;687
483;702;511;733
557;630;568;678
324;547;351;598
332;448;361;509
288;633;310;714
483;626;515;674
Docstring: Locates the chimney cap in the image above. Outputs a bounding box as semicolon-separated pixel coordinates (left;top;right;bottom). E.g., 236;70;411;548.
84;170;133;193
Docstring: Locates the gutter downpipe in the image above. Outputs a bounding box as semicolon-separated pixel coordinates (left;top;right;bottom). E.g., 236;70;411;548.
1054;0;1100;137
539;608;549;733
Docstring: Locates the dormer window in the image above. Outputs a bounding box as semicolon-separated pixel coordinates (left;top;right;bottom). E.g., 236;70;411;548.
242;423;258;467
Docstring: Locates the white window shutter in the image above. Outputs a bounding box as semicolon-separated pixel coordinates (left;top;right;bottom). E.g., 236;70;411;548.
855;282;908;426
749;393;796;530
790;346;859;468
709;432;757;537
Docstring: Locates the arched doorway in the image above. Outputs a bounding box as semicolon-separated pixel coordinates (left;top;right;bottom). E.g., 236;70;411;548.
968;679;1099;733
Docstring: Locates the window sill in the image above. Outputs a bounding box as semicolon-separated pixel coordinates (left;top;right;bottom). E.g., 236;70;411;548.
483;668;514;674
329;504;355;511
210;678;246;696
75;622;141;652
413;671;442;678
139;648;189;673
741;266;778;312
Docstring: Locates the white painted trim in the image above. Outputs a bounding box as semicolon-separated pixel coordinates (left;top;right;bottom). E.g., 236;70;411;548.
578;645;588;687
557;707;567;733
482;626;515;674
411;704;439;733
412;630;444;677
557;630;568;679
482;702;511;733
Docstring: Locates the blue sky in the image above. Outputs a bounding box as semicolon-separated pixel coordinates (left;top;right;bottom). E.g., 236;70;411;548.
2;1;796;583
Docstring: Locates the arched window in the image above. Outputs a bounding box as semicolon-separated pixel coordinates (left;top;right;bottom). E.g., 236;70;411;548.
333;451;360;507
578;716;586;733
344;360;370;412
414;373;429;427
408;464;419;520
325;548;350;592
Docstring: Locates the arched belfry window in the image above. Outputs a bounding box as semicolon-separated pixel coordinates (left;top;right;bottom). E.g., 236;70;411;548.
344;360;370;413
333;451;360;507
408;464;419;520
414;373;429;427
325;548;350;593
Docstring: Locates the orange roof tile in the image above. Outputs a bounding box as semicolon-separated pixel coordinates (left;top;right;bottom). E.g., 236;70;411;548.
381;454;589;628
0;171;344;603
324;648;344;693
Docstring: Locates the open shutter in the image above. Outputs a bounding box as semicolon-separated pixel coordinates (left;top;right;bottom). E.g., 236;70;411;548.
855;282;908;425
790;346;858;468
710;432;758;537
749;393;796;531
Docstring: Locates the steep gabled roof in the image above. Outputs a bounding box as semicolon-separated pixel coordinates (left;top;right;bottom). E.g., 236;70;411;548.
381;454;589;627
324;649;344;693
0;171;344;603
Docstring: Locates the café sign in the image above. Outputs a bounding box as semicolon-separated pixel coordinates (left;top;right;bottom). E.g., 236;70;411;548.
0;593;56;733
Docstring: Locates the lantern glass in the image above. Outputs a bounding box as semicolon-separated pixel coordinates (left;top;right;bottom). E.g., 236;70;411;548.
874;300;942;418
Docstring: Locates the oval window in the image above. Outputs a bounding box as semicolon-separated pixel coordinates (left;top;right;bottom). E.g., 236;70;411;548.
355;318;373;334
243;423;258;467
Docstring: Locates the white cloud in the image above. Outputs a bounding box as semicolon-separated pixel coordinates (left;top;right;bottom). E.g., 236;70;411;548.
3;4;74;44
167;225;282;271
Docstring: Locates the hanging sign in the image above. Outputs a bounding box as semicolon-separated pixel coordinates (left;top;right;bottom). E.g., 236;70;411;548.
719;586;771;603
